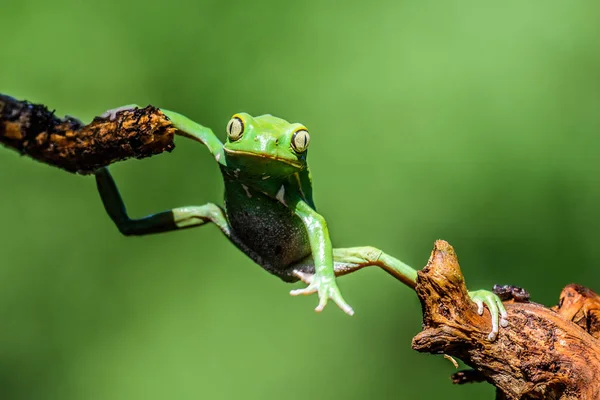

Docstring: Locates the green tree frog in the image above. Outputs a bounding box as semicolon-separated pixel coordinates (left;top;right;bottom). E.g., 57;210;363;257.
95;107;508;340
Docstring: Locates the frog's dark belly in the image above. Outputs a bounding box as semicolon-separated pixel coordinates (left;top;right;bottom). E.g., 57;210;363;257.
224;182;312;280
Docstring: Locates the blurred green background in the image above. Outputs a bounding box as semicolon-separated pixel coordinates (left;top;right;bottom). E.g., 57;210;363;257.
1;1;599;399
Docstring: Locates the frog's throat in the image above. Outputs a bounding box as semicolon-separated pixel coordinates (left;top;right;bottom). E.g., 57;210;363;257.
223;148;304;169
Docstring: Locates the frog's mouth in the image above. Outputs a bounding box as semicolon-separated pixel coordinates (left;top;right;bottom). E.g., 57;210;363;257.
223;148;304;169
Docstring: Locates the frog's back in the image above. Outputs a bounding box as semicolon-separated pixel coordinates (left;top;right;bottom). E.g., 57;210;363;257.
223;178;311;280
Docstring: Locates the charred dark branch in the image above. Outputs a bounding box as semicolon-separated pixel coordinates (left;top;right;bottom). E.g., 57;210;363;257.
0;94;175;174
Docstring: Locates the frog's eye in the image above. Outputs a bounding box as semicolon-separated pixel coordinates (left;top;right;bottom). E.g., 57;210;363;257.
291;129;310;153
227;117;244;141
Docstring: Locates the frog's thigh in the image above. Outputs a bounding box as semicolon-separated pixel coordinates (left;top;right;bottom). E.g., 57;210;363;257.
119;204;232;236
287;247;417;288
290;247;391;275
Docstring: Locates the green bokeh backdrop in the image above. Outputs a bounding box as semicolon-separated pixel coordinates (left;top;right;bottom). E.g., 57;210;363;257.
1;1;599;399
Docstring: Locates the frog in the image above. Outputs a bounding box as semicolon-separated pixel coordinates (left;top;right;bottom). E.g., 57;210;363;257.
95;106;509;340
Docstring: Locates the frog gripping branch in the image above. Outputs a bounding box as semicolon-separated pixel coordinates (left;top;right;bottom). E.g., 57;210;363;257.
0;94;508;338
93;104;508;339
5;95;600;395
0;94;175;174
2;94;519;367
19;94;600;395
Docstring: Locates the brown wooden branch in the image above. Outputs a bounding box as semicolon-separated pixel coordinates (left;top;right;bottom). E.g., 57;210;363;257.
0;94;176;174
552;284;600;340
412;240;600;399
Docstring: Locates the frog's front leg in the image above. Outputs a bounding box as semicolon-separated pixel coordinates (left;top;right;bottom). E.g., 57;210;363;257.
292;246;508;341
100;105;223;156
286;194;353;316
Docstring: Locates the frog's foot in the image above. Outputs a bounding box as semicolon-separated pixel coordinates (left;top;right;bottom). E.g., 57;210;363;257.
291;271;354;316
468;290;509;341
100;104;140;121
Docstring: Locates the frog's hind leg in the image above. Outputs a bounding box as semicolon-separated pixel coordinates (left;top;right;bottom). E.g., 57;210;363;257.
95;167;231;236
333;247;418;288
95;167;273;269
291;246;508;340
290;246;418;289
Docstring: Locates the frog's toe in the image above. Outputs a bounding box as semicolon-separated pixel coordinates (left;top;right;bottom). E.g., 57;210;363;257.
333;297;354;316
292;270;314;285
101;105;139;121
491;294;509;333
315;295;328;313
290;271;317;296
499;302;509;328
473;298;485;315
487;324;499;342
321;281;354;316
289;285;317;296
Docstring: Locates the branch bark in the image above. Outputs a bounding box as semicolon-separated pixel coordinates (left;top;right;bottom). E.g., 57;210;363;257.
0;94;175;174
412;240;600;399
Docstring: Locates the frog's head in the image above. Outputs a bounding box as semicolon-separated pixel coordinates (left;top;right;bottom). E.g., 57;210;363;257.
223;113;310;178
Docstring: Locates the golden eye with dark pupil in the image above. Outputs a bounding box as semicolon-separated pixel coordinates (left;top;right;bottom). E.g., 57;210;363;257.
227;117;244;141
291;129;310;153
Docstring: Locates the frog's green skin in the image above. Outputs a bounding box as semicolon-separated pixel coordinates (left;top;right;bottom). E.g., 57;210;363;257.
95;106;509;340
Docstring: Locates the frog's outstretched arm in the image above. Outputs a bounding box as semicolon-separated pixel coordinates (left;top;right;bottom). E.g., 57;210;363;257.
102;105;223;156
160;109;223;156
291;246;508;341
